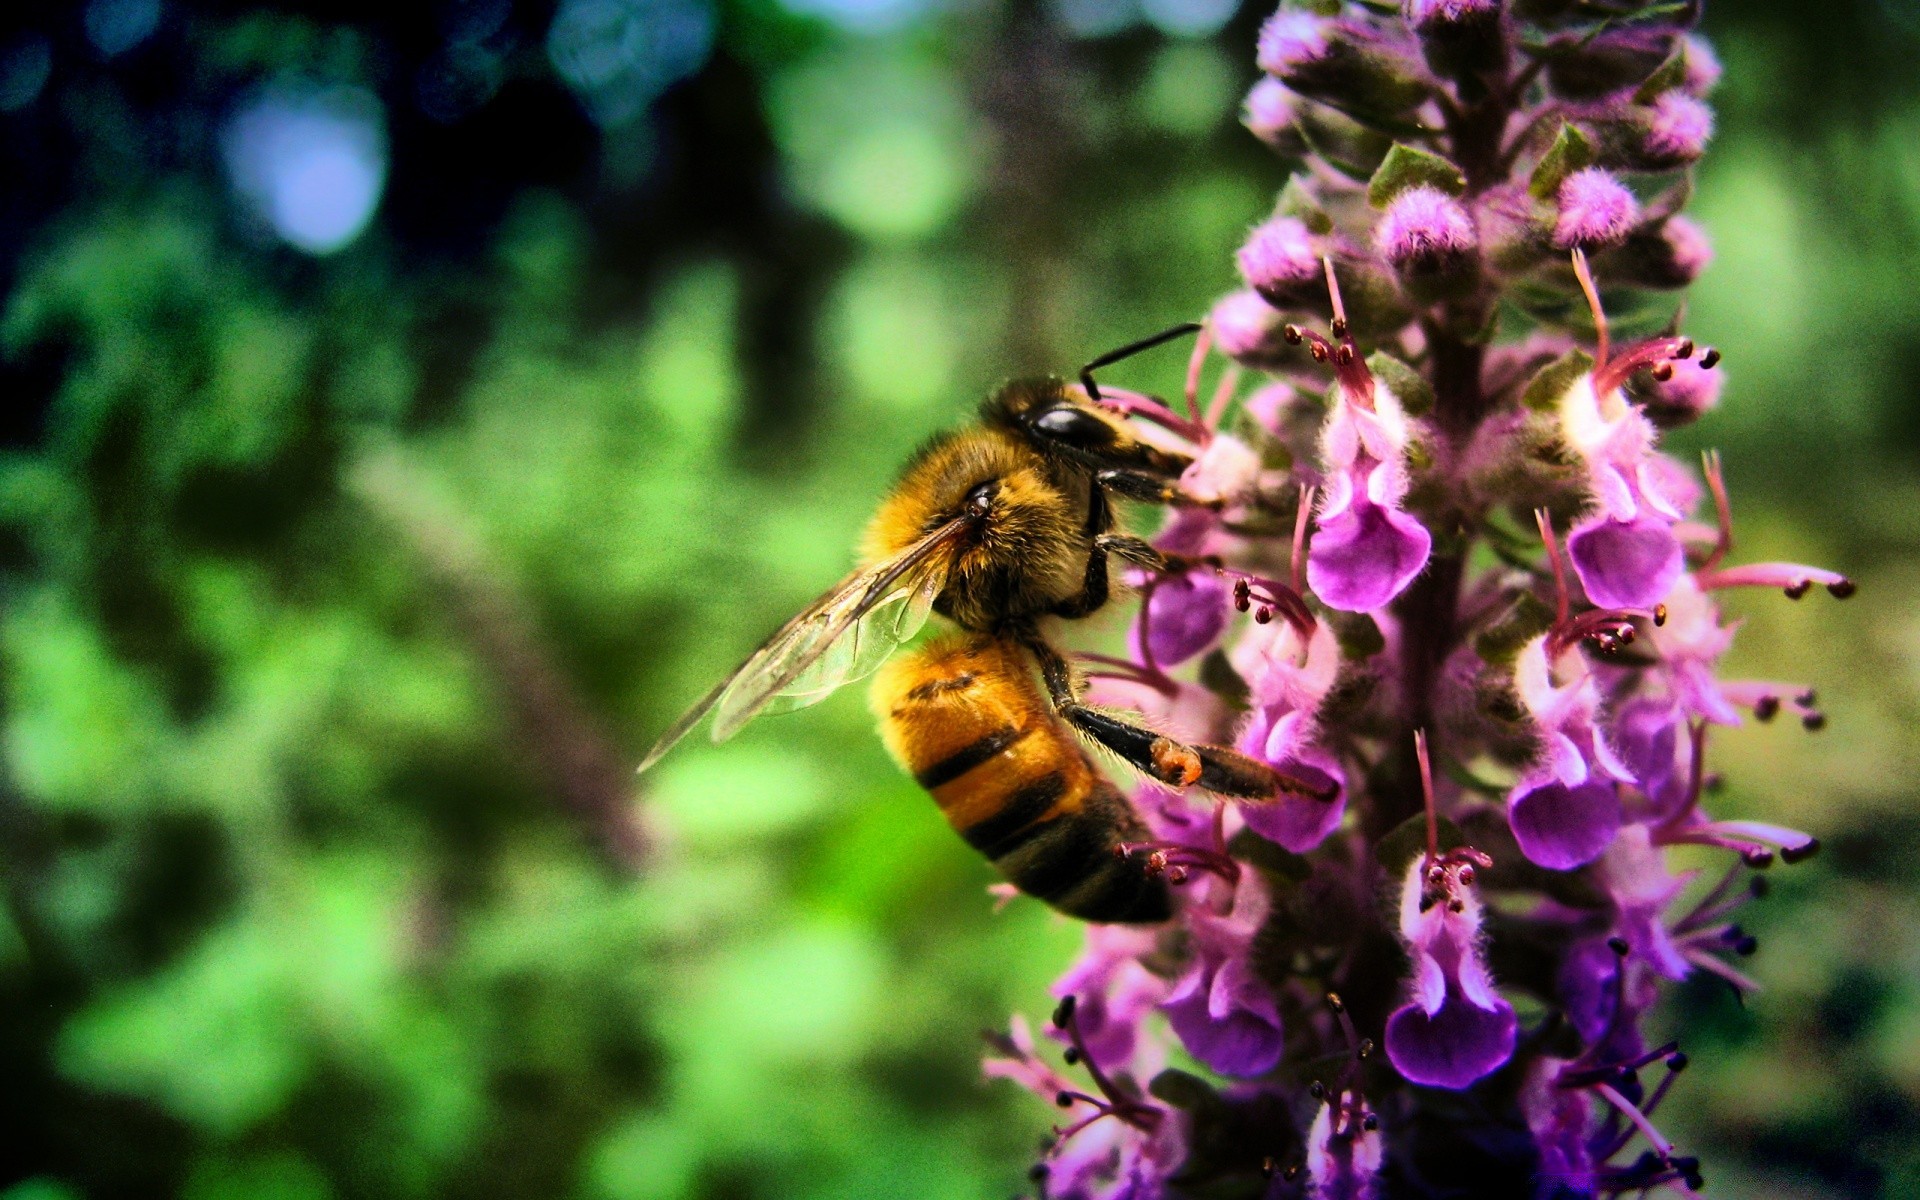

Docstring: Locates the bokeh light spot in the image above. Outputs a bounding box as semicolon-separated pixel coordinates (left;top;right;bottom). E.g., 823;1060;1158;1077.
1049;0;1140;39
84;0;161;58
547;0;714;127
0;36;53;111
223;85;388;255
1141;0;1234;38
776;0;936;36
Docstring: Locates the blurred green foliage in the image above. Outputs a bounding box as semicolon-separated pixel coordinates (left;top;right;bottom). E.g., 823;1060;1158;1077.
1;2;1918;1199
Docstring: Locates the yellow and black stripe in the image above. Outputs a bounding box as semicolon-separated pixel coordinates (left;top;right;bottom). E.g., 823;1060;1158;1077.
871;635;1171;924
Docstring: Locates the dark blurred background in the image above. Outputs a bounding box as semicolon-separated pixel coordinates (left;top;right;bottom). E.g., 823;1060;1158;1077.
0;1;1916;1197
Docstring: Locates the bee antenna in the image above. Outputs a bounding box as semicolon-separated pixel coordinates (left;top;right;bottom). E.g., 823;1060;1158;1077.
1078;322;1203;403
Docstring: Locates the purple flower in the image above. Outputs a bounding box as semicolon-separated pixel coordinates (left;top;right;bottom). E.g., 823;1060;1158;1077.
1160;878;1284;1076
1238;215;1322;303
1597;824;1692;980
1375;185;1477;271
1553;168;1640;249
1296;302;1433;612
1307;494;1433;611
1609;697;1690;820
1510;776;1622;871
1550;333;1701;612
1384;852;1517;1089
1300;1095;1383;1200
1642;91;1713;164
1052;926;1171;1072
1232;618;1347;852
1507;633;1631;868
1256;11;1329;76
1566;513;1682;610
1639;353;1723;420
1520;1056;1596;1195
1134;571;1231;667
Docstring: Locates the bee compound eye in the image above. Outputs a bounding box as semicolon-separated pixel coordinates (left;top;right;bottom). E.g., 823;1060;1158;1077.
1030;405;1115;451
964;480;998;517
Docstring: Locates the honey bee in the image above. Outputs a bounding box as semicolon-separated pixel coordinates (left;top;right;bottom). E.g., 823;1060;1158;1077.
639;326;1317;922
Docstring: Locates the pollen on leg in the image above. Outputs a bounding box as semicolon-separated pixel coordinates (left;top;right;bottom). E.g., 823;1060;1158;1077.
1149;738;1203;787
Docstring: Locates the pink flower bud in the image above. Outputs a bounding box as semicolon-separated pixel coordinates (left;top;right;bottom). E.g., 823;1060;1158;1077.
1208;288;1283;362
1553;167;1640;249
1256;11;1330;76
1236;215;1320;296
1242;76;1297;148
1642;91;1713;165
1375;185;1478;271
1683;33;1722;95
1407;0;1499;26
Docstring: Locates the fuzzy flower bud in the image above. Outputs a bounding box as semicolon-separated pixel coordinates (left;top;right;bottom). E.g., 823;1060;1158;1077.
1243;77;1307;154
1407;0;1499;27
1208;288;1287;365
1683;33;1722;95
1256;10;1330;77
1553;168;1640;249
1375;184;1477;271
1238;215;1322;303
1639;91;1714;167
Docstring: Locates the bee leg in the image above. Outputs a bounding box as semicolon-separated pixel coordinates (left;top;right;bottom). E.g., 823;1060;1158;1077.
1095;469;1223;510
1017;633;1333;802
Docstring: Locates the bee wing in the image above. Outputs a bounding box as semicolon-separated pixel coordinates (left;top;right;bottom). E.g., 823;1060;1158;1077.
635;516;966;775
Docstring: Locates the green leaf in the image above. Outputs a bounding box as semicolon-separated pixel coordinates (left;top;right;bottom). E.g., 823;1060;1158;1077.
1228;829;1314;884
1527;122;1595;200
1149;1068;1220;1110
1197;648;1251;710
1520;347;1594;411
1473;590;1558;665
1367;142;1467;207
1326;610;1386;661
1366;350;1435;416
1633;48;1689;102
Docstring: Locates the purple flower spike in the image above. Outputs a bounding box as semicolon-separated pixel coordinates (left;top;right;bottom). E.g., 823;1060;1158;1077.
1375;185;1477;271
1567;512;1683;609
983;10;1841;1193
1554;168;1640;249
1509;776;1622;870
1256;10;1329;76
1643;91;1714;164
1308;496;1432;612
1135;571;1231;667
1238;215;1321;301
1384;853;1517;1090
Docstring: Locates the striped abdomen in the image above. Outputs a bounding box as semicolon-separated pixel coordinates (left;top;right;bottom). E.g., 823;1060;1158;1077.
870;635;1171;924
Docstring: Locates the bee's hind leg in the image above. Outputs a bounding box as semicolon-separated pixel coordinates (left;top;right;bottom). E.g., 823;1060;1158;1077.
1014;632;1332;802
